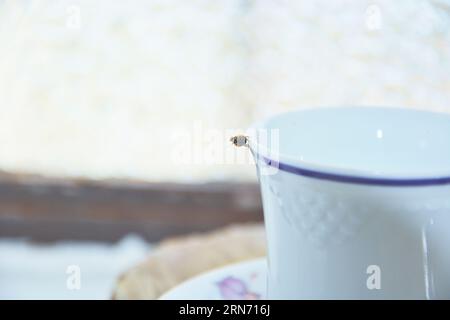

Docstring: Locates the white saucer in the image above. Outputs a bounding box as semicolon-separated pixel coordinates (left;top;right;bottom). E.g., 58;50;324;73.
160;258;266;300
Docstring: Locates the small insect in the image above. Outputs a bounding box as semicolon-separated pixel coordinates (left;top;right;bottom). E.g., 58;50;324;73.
230;135;249;147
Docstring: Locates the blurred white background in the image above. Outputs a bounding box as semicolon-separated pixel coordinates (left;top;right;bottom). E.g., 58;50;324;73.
0;0;449;182
0;236;150;299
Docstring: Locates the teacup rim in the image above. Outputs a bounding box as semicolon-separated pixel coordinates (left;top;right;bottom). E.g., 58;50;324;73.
247;106;450;186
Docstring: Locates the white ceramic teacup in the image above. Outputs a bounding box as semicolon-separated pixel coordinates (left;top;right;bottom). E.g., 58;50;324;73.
248;107;450;299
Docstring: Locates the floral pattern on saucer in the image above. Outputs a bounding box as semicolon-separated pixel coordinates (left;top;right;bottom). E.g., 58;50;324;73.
160;258;266;300
217;276;261;300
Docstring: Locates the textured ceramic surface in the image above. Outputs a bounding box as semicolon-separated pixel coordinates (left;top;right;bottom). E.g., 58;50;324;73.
266;172;371;248
160;259;266;300
250;107;450;299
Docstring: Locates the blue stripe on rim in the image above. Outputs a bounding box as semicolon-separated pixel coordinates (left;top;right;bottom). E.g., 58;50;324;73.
257;154;450;187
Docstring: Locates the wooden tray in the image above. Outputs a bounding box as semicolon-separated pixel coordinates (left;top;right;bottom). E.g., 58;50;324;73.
0;171;263;242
